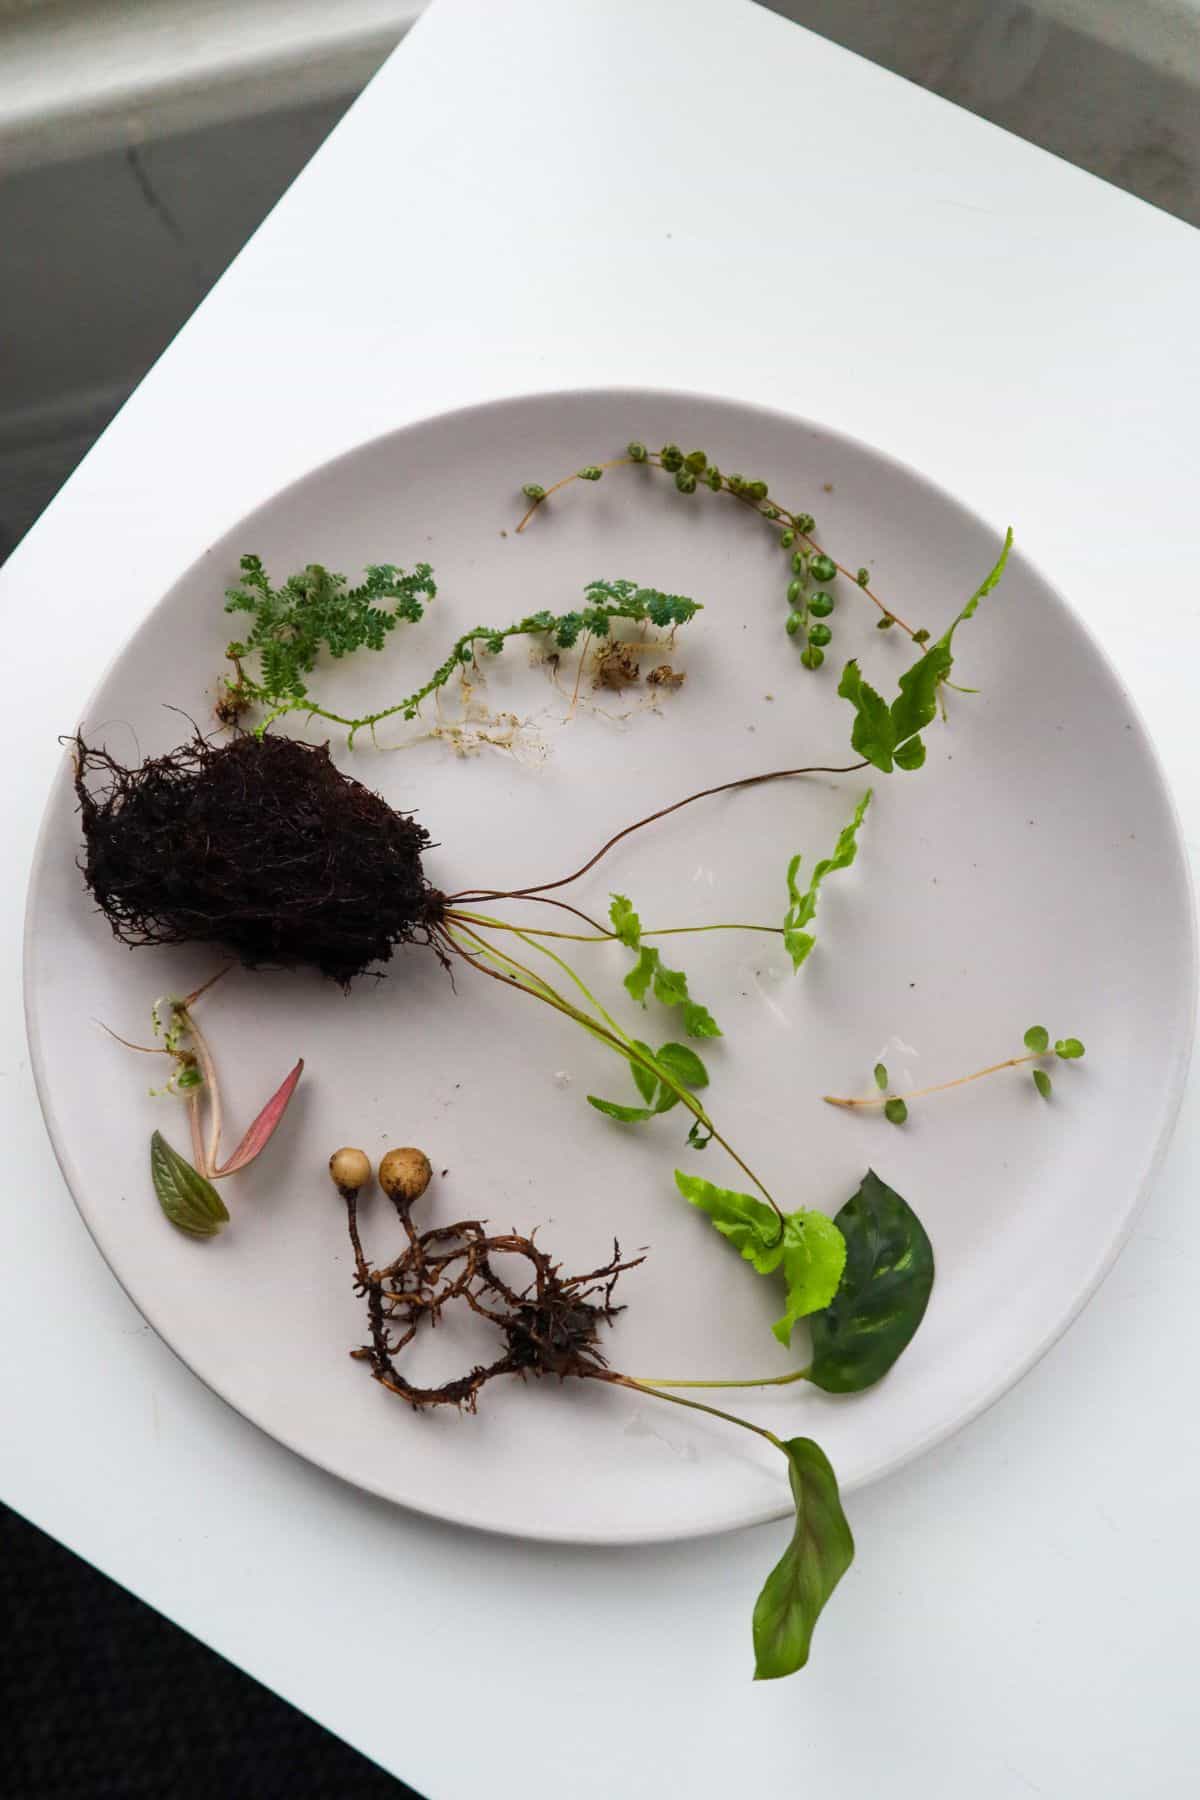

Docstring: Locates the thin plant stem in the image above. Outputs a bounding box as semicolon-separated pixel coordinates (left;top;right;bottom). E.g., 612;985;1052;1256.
612;1375;782;1449
446;909;783;945
825;1052;1039;1110
452;759;869;903
632;1369;810;1391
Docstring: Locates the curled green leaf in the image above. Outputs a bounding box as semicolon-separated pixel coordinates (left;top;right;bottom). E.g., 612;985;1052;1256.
783;791;872;971
753;1438;854;1680
609;894;641;950
150;1131;229;1238
1033;1067;1053;1099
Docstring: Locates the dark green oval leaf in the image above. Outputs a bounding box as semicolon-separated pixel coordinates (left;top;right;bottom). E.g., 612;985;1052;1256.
150;1131;229;1238
807;1170;934;1393
753;1438;854;1679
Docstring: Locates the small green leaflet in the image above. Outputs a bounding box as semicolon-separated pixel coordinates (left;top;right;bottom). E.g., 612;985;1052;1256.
1023;1024;1049;1054
1055;1036;1085;1059
838;530;1013;773
783;791;872;971
1033;1068;1053;1099
150;1131;229;1238
609;896;721;1038
675;1172;847;1343
588;1040;709;1125
752;1438;855;1679
807;1170;934;1393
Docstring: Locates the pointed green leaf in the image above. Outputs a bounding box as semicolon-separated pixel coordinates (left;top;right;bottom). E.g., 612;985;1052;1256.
629;1039;659;1104
150;1132;229;1238
654;1042;709;1089
752;1438;854;1679
807;1170;934;1393
652;962;690;1008
784;928;815;971
586;1096;656;1123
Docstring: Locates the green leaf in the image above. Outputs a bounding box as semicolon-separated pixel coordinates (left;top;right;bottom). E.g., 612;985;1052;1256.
609;894;641;950
1033;1068;1053;1099
624;947;659;1005
150;1131;229;1238
675;1171;783;1274
654;1042;709;1089
652;963;689;1008
752;1438;854;1679
807;1170;934;1394
1055;1037;1085;1060
772;1212;849;1346
893;736;926;771
782;791;872;971
884;1097;908;1125
873;1062;889;1091
586;1096;656;1123
837;661;894;773
629;1040;659;1104
681;999;722;1039
1023;1025;1050;1054
888;640;952;746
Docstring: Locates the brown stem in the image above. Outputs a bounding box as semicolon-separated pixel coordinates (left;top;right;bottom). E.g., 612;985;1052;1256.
452;760;868;903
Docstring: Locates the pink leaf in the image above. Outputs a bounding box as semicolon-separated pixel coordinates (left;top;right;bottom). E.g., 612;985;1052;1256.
214;1059;304;1177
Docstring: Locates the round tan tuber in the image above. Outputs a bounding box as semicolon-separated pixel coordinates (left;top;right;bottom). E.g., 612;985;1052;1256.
328;1146;372;1193
379;1146;433;1205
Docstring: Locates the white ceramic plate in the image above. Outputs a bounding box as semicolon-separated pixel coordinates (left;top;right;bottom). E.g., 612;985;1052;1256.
25;390;1195;1544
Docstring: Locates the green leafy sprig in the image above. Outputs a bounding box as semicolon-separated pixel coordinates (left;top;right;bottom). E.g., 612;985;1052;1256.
517;442;922;665
838;530;1013;773
222;566;700;745
609;894;721;1038
830;1024;1086;1121
783;791;872;970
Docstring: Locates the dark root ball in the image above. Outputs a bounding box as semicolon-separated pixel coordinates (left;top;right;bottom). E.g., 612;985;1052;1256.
73;732;443;985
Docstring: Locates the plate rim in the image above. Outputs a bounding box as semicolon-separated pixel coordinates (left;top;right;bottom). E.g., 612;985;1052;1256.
23;383;1199;1545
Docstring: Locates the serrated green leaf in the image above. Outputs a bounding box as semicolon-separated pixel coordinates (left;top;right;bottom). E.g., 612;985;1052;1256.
609;894;641;950
624;946;659;1005
782;791;872;972
752;1438;854;1680
1033;1068;1053;1099
150;1132;229;1238
675;1171;783;1273
681;999;722;1039
652;963;689;1008
772;1212;849;1346
807;1170;934;1394
1055;1037;1085;1060
586;1096;656;1123
837;661;894;772
1023;1025;1050;1054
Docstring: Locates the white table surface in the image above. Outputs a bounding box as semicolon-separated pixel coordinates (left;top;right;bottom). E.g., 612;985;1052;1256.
3;0;1199;1792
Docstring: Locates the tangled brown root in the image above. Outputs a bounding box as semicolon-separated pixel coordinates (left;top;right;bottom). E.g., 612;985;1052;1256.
342;1181;643;1411
73;732;443;985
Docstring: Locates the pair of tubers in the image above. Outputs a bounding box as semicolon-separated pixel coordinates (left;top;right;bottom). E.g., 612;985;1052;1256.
329;1144;432;1204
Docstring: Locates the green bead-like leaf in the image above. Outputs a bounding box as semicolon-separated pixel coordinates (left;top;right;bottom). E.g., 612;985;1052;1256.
150;1132;229;1238
752;1438;854;1680
1033;1068;1053;1099
1055;1037;1085;1060
807;1170;934;1394
1023;1025;1050;1054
